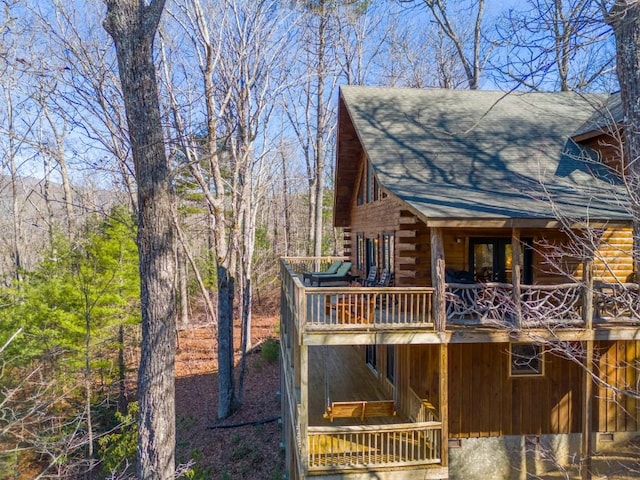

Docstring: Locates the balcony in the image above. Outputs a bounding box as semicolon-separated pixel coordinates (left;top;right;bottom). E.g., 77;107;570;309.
286;342;446;477
282;257;640;340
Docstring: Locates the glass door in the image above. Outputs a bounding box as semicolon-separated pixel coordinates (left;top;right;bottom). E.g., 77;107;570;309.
470;238;532;283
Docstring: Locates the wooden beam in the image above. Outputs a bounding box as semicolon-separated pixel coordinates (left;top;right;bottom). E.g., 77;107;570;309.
430;227;447;332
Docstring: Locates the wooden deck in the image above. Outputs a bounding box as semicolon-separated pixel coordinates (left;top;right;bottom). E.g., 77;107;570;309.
308;345;401;427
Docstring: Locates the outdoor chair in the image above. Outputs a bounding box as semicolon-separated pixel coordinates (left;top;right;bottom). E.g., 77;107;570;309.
302;260;343;284
362;265;378;286
309;262;353;286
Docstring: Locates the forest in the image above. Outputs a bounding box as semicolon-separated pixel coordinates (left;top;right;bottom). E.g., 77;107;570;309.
0;0;638;478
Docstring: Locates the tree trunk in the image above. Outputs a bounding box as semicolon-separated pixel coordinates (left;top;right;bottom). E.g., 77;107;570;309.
607;0;640;276
217;266;236;418
103;2;177;479
178;243;189;331
313;6;327;257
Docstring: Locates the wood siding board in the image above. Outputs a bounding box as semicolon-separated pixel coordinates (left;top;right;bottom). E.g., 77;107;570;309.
450;344;462;437
616;341;626;432
630;341;639;431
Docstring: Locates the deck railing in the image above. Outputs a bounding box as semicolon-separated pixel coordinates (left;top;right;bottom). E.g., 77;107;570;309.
307;422;442;471
305;288;434;328
595;282;640;320
446;282;584;326
283;258;640;331
407;387;439;423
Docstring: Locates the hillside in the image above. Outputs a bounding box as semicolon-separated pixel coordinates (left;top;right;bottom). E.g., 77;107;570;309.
174;298;283;479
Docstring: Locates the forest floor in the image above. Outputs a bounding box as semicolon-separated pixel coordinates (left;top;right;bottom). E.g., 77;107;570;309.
174;291;284;480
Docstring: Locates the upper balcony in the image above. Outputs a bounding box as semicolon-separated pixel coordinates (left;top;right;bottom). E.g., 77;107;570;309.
281;257;640;345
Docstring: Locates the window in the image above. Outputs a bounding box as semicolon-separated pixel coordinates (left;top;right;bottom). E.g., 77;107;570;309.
510;343;544;376
381;233;394;273
386;345;395;383
366;345;377;371
356;233;365;271
366;237;378;271
357;160;381;205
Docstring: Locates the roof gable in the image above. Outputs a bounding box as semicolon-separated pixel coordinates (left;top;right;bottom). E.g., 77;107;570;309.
335;87;630;226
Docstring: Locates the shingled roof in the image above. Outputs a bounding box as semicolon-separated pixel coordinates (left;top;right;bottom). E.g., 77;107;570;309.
334;86;631;227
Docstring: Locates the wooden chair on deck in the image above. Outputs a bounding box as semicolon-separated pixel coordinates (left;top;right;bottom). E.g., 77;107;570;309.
334;295;377;324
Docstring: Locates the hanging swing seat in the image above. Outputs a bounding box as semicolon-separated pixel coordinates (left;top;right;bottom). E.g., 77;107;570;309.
323;400;397;422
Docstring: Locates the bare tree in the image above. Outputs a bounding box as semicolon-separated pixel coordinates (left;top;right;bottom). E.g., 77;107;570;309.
37;2;138;213
165;0;292;417
103;2;177;479
402;0;491;89
493;0;616;91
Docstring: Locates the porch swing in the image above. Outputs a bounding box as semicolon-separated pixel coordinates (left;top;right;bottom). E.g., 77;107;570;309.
321;346;397;423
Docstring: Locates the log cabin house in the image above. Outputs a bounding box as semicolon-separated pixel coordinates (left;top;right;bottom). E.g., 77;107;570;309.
280;87;640;480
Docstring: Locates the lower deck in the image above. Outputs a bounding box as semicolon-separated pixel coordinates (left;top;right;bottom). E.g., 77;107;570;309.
309;345;401;427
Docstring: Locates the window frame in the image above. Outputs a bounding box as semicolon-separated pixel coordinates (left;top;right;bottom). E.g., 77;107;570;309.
365;345;377;371
386;345;395;383
509;343;545;377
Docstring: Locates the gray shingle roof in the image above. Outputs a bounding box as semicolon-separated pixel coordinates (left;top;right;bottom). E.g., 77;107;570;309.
339;86;630;222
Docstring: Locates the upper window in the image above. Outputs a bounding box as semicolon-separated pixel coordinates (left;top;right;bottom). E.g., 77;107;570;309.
510;343;544;377
357;160;381;205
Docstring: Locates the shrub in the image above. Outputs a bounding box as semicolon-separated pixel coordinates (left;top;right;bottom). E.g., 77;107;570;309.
261;338;279;363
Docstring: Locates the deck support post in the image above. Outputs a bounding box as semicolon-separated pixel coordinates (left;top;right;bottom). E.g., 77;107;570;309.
439;343;449;468
581;339;594;480
512;228;522;329
430;227;447;331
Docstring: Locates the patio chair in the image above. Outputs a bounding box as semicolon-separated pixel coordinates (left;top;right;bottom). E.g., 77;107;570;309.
302;260;343;284
374;268;393;287
333;295;377;324
362;265;378;286
310;262;353;286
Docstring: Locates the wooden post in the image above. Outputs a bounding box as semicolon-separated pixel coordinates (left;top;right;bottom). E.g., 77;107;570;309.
439;343;449;467
512;228;522;329
581;340;594;480
431;227;447;331
582;256;594;330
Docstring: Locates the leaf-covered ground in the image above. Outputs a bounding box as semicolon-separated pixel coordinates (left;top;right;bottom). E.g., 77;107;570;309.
175;295;283;479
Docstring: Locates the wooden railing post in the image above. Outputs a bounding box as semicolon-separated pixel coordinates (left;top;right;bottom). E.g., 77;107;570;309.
430;227;447;331
582;256;594;329
512;228;523;329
